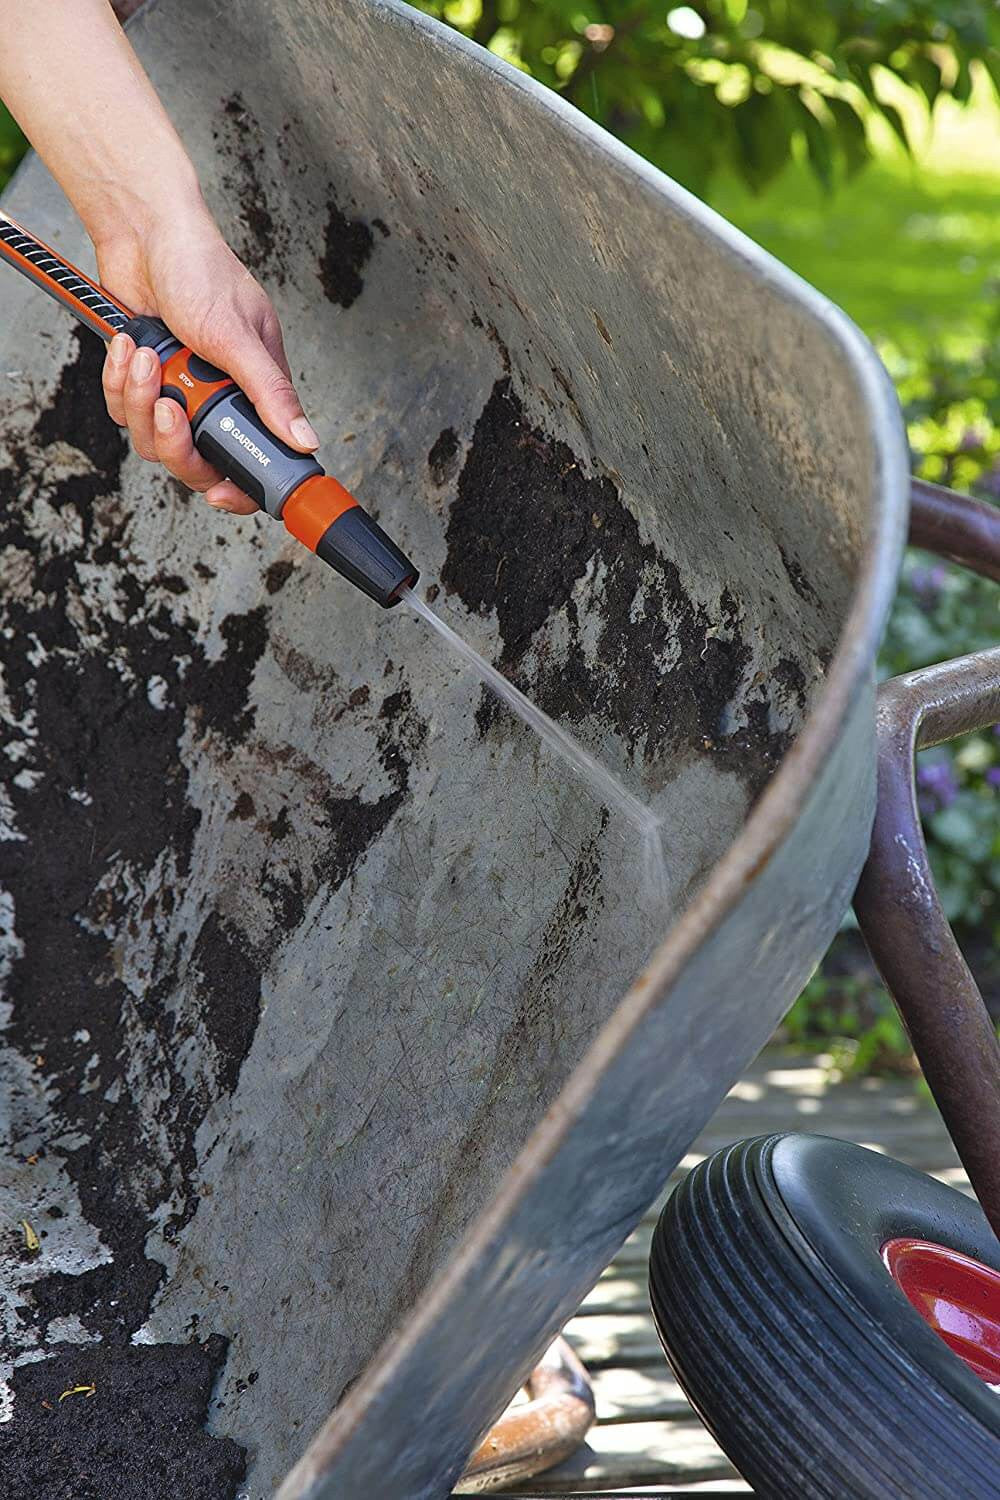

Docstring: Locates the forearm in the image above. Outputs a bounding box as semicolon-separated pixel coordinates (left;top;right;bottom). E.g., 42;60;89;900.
0;0;317;480
0;0;205;252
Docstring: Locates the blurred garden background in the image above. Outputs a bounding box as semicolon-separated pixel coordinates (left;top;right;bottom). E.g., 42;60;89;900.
4;1;999;1073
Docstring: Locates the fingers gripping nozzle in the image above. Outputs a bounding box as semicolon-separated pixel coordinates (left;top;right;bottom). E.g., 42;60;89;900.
124;315;419;607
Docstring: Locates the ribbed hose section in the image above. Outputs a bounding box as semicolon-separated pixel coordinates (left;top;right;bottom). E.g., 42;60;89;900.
649;1136;1000;1500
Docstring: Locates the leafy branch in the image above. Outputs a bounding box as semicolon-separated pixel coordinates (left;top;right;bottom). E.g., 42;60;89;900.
411;1;1000;194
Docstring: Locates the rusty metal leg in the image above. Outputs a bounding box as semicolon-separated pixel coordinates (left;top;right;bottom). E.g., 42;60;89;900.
854;650;1000;1240
454;1337;595;1494
909;478;1000;583
854;478;1000;1243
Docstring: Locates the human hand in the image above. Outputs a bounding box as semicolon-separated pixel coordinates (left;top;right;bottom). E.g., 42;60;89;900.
98;198;318;514
0;0;318;514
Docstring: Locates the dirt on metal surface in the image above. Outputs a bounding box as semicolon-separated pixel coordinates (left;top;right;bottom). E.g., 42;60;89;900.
0;1336;244;1498
319;195;377;310
440;379;805;796
0;331;263;1488
0;324;425;1484
0;280;808;1497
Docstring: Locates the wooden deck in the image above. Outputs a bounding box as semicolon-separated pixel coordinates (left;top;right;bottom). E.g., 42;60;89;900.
491;1048;968;1495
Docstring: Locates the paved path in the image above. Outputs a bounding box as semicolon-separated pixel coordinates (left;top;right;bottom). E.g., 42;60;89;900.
497;1048;968;1495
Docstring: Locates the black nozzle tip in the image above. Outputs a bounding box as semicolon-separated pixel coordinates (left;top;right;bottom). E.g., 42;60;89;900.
316;506;419;608
385;570;420;608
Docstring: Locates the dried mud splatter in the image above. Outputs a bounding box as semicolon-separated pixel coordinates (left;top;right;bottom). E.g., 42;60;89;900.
427;427;460;487
0;329;425;1490
319;195;375;309
441;380;807;795
216;92;290;283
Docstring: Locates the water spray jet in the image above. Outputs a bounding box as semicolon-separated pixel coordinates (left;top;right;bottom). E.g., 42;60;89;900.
0;206;663;890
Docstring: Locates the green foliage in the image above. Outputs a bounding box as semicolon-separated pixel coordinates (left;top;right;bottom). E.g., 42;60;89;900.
0;103;26;191
783;967;918;1080
711;159;1000;358
709;125;1000;1073
785;330;1000;1076
411;0;1000;194
885;327;1000;940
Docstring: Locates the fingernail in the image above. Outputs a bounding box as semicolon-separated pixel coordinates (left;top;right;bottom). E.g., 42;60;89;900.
154;400;175;433
109;334;131;366
290;416;319;450
133;348;157;381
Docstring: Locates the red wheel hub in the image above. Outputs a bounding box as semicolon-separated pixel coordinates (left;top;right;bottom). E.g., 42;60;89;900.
883;1238;1000;1385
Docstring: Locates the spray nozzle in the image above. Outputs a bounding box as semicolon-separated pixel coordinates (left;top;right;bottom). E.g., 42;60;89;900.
280;475;418;606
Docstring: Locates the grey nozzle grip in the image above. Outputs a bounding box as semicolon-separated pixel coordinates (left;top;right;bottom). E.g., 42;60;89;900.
190;390;323;517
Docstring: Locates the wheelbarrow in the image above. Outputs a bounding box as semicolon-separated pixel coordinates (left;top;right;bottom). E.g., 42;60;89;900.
0;2;997;1497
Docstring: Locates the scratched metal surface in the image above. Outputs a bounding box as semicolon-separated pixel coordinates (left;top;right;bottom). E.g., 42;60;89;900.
0;1;907;1495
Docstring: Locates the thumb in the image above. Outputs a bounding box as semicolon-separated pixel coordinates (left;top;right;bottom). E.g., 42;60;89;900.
203;329;319;454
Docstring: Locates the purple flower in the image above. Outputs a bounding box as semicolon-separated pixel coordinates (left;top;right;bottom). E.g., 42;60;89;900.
987;767;1000;789
908;563;948;610
917;760;959;813
979;466;1000;500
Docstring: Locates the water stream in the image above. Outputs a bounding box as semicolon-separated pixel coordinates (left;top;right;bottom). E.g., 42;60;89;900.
399;586;667;907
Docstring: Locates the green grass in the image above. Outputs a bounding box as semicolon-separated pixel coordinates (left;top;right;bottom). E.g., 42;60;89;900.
711;158;1000;359
705;85;1000;360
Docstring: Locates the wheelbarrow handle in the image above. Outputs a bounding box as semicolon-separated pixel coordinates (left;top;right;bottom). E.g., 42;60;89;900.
854;478;1000;1243
455;1336;595;1493
909;477;1000;584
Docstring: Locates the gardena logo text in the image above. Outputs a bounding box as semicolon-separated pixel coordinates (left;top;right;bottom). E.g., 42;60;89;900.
219;413;271;467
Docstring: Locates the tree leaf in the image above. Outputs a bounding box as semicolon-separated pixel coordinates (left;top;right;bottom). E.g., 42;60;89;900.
952;51;973;104
983;50;1000;100
908;54;943;109
734;89;792;194
826;95;870;179
791;94;834;194
879;101;911;154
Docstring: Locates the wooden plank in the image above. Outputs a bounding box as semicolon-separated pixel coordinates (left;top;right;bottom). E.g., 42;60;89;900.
598;1226;656;1269
604;1485;752;1495
588;1364;693;1424
564;1314;664;1369
579;1271;649;1317
490;1420;739;1491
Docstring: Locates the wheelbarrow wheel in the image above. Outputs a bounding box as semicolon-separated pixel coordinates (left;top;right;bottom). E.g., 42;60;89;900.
649;1134;1000;1500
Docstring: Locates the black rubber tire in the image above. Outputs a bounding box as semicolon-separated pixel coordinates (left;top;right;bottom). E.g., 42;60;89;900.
649;1134;1000;1499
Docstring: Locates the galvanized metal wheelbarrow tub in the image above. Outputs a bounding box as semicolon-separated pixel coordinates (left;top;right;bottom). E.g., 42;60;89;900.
8;1;997;1497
